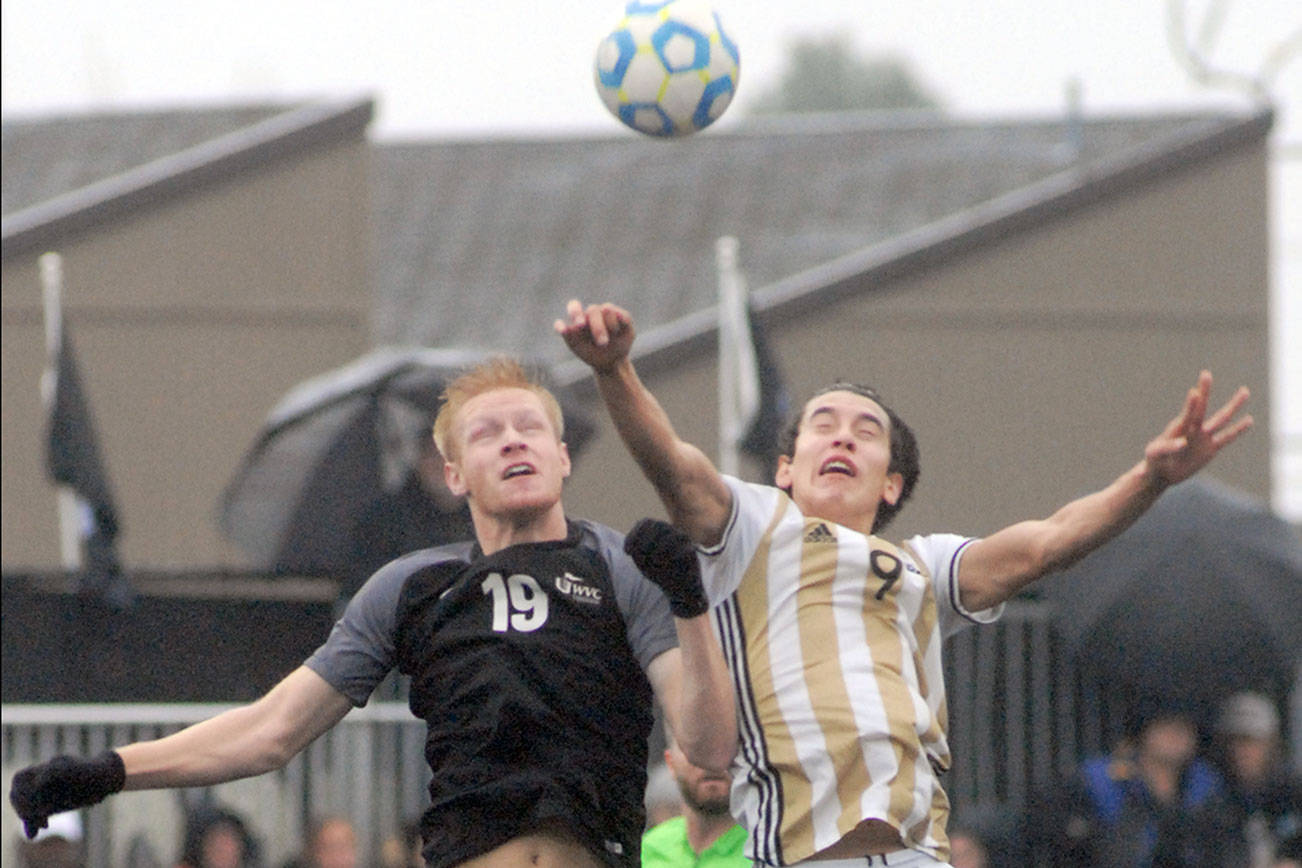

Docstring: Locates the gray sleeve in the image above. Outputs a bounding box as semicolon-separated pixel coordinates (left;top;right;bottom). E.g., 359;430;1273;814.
303;555;412;706
582;521;679;671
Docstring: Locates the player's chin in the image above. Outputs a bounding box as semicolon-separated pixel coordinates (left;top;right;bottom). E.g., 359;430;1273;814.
499;485;562;513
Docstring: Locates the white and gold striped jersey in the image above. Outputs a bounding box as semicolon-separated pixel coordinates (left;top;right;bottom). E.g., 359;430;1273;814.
699;476;1003;866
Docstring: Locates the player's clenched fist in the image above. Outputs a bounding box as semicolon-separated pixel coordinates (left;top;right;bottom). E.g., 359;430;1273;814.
624;518;709;618
9;751;125;838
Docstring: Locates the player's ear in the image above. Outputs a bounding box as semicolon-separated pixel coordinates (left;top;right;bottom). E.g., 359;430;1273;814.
559;441;572;479
445;460;468;497
774;454;793;489
881;471;904;506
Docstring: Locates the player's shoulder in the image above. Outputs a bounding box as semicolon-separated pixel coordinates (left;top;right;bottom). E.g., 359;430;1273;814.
355;541;476;605
899;532;974;563
705;475;786;553
569;518;660;596
720;474;783;508
571;517;622;548
378;540;475;579
569;518;634;568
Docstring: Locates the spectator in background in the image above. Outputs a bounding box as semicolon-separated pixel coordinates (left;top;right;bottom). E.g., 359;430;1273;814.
344;430;474;599
282;816;358;868
378;819;422;868
642;736;748;868
175;805;261;868
1212;691;1302;868
946;809;1018;868
947;822;989;868
645;761;684;829
1056;703;1232;867
14;810;83;868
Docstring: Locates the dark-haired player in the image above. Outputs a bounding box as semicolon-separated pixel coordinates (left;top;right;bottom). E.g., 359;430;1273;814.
558;298;1252;867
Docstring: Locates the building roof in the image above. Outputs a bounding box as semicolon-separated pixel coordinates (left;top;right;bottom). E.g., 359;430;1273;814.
1;97;374;258
2;104;288;215
2;100;1272;365
370;108;1271;371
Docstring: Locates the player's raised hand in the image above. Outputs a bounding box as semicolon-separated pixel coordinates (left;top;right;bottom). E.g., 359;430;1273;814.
554;299;634;373
1143;371;1252;487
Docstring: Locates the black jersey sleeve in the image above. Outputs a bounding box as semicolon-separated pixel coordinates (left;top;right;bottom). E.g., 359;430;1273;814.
579;520;678;671
304;544;471;706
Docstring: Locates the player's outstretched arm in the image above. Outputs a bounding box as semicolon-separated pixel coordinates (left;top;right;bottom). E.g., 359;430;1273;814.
628;519;737;772
9;666;352;839
957;371;1252;611
555;299;732;546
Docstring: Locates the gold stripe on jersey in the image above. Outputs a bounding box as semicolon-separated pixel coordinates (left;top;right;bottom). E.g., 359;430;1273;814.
858;548;920;836
902;542;949;767
794;521;862;850
914;768;952;854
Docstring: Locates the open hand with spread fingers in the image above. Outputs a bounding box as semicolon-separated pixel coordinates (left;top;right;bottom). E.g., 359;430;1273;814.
1144;370;1252;487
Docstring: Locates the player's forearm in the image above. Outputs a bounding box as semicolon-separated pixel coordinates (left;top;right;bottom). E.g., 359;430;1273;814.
966;460;1166;608
672;616;738;772
117;666;350;790
1037;460;1166;573
593;358;685;486
593;359;729;542
117;703;300;789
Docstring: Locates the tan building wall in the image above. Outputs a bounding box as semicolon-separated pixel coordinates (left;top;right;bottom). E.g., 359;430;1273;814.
1;137;372;570
1;124;1270;574
564;138;1271;541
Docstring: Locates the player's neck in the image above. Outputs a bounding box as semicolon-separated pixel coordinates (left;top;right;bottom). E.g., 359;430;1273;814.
471;503;569;555
793;493;877;537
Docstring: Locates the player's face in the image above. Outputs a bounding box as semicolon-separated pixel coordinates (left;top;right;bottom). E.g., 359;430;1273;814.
774;390;901;535
444;388;571;522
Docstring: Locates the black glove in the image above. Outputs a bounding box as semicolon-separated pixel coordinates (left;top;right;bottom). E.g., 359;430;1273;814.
624;518;709;618
9;751;125;839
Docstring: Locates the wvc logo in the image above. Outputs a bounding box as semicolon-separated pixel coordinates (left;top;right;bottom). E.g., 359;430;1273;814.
554;571;603;604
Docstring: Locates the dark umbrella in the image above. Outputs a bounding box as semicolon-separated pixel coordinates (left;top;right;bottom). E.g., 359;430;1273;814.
1036;477;1302;723
218;347;595;576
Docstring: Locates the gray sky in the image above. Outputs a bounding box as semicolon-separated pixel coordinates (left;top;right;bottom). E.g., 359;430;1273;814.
2;0;1299;517
1;0;1296;138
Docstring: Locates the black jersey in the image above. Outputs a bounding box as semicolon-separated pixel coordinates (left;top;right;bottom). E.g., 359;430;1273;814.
305;519;677;868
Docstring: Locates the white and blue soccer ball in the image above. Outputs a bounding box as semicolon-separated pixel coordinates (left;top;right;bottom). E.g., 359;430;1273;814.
593;0;740;138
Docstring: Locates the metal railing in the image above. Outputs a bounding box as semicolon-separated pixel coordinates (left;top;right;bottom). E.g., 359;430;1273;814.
2;701;429;868
7;601;1249;867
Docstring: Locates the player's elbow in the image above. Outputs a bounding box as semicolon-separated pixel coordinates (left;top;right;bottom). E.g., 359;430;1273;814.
244;724;300;774
681;732;738;774
238;702;314;774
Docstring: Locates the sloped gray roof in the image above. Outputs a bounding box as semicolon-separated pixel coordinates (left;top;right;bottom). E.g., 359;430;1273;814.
1;104;290;215
369;108;1268;363
1;98;374;259
2;101;1271;366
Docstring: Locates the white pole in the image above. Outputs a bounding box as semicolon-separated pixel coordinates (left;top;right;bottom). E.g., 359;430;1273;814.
715;236;758;477
39;251;84;570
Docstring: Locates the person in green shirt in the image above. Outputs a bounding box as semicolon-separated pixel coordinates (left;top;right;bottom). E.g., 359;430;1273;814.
642;735;750;867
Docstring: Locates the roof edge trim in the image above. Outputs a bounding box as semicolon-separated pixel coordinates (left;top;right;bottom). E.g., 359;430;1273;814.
2;96;375;260
551;106;1275;386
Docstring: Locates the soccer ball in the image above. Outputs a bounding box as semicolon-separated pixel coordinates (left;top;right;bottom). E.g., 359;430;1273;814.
593;0;740;138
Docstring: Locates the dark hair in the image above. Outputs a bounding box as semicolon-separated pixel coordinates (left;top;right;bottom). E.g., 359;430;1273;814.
178;805;259;868
777;382;920;533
